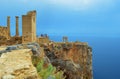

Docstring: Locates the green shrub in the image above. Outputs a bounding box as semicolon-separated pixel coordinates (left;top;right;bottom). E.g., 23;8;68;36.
37;62;56;79
36;60;44;72
32;57;65;79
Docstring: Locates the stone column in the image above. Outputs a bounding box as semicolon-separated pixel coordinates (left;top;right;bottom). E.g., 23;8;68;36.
7;16;11;37
16;16;19;37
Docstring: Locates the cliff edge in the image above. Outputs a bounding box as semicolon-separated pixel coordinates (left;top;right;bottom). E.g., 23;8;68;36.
0;42;93;79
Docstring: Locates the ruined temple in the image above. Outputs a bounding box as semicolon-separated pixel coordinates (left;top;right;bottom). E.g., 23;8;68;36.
0;15;20;41
0;10;48;44
0;10;93;79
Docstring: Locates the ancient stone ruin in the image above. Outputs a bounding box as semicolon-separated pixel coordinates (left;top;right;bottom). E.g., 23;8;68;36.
0;16;11;40
0;10;93;79
0;10;49;45
22;10;36;43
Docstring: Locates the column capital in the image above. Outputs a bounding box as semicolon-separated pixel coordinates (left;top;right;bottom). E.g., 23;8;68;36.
16;16;19;18
7;16;10;18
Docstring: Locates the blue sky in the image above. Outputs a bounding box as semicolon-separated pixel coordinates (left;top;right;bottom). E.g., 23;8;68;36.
0;0;120;37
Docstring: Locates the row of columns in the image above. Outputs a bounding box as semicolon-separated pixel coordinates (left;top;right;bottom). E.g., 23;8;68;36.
7;16;19;37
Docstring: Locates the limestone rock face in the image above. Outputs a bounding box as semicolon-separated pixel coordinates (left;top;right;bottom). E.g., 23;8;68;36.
0;42;93;79
0;49;39;79
44;42;93;79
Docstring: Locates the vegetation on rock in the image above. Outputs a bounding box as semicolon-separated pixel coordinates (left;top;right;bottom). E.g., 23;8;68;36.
32;57;65;79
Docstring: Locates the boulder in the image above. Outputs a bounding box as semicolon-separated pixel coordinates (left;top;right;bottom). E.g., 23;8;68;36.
0;49;39;79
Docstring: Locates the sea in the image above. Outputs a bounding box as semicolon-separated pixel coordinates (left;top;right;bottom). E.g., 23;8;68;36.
49;35;120;79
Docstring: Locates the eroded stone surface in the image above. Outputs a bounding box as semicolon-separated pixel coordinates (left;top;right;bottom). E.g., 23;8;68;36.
0;49;39;79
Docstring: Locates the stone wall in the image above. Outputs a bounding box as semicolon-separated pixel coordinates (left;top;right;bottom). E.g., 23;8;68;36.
37;37;49;44
0;26;10;40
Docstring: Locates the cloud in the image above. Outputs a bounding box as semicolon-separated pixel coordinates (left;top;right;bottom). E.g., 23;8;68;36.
43;0;115;11
10;0;115;12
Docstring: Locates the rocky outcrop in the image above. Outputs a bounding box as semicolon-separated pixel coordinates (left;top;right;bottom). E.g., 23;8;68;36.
0;42;93;79
44;42;93;79
0;43;40;79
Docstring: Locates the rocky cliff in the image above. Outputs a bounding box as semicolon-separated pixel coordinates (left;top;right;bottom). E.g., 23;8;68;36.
44;42;93;79
0;42;93;79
